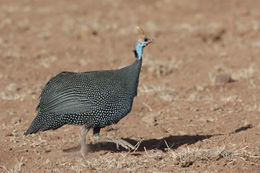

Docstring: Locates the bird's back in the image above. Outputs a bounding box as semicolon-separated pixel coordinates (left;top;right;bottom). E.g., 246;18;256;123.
38;60;140;114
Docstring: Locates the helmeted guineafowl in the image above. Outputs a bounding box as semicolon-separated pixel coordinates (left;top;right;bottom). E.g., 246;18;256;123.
24;26;152;156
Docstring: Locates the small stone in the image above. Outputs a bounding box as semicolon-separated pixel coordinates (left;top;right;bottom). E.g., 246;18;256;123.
215;74;234;85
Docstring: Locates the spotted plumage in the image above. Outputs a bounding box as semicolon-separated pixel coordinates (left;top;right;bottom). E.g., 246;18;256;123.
24;26;152;155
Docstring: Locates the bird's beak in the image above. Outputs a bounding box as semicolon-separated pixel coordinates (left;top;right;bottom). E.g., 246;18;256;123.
146;39;152;46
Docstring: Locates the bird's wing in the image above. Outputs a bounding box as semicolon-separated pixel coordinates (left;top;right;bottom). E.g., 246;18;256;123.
36;72;97;114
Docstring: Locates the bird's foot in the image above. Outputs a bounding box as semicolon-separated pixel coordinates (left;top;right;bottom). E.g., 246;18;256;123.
93;136;135;151
80;144;88;159
113;138;135;150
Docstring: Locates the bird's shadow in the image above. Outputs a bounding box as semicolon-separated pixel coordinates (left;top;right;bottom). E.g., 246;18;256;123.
63;134;217;153
63;124;253;153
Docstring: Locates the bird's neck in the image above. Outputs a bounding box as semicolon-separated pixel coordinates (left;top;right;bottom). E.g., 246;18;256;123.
135;42;144;60
120;59;142;97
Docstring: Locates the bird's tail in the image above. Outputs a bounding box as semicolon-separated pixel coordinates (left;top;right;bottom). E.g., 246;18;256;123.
24;112;66;136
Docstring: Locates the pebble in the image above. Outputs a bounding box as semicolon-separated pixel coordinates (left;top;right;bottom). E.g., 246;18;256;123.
215;74;234;85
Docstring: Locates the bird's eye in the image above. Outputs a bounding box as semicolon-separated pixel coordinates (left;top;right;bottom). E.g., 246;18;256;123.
144;38;148;42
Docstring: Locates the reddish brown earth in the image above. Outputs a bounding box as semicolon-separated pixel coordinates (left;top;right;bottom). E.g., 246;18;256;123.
0;0;260;172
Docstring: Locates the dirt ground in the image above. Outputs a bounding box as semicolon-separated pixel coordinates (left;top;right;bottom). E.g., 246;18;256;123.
0;0;260;172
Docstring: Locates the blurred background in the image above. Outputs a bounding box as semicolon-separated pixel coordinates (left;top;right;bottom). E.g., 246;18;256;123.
0;0;259;172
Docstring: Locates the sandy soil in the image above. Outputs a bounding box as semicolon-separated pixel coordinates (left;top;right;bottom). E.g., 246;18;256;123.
0;0;260;172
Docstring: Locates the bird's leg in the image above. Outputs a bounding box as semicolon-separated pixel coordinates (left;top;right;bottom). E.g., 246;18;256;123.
80;126;90;158
92;127;135;150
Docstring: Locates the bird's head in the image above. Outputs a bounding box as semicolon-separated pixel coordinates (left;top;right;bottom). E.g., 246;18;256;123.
135;26;152;60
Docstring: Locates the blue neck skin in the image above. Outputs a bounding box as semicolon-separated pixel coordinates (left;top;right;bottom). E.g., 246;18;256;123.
135;41;146;60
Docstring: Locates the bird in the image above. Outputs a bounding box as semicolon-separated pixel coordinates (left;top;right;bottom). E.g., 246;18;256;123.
24;26;152;156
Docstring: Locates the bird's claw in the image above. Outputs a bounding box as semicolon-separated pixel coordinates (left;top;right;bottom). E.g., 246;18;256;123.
114;139;135;151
